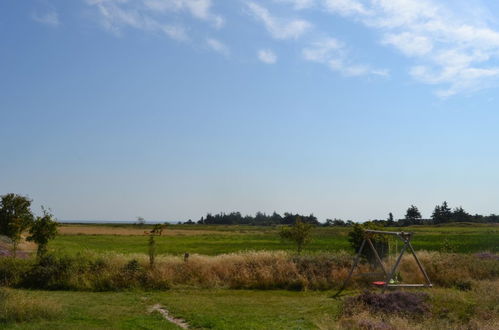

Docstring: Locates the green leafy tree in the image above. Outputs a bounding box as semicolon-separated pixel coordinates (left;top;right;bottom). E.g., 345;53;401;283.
279;218;313;253
27;208;59;257
0;193;34;256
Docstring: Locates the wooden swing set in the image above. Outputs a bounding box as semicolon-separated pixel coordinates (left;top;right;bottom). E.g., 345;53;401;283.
335;230;432;296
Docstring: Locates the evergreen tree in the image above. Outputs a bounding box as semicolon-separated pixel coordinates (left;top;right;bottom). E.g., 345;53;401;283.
432;201;452;224
404;205;422;225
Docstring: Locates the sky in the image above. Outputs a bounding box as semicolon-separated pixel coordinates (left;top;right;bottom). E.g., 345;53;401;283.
2;0;499;222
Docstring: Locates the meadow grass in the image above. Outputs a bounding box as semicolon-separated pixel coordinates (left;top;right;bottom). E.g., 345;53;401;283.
3;282;498;329
49;224;498;255
0;288;61;324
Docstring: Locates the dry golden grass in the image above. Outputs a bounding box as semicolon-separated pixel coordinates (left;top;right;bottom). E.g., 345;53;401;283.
1;249;497;293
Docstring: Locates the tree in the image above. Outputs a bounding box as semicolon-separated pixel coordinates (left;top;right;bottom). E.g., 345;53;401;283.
279;218;313;253
0;193;34;256
432;201;452;224
146;223;166;268
387;212;395;226
404;205;422;225
452;206;472;223
27;208;58;257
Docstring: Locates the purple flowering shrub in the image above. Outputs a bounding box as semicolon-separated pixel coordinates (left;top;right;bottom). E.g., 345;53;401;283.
344;290;431;318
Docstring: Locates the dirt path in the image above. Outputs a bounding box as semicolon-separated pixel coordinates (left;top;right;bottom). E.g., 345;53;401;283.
149;304;189;329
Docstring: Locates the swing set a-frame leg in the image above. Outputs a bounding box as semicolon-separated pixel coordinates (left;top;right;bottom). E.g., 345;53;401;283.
334;238;366;297
407;241;433;287
382;242;408;293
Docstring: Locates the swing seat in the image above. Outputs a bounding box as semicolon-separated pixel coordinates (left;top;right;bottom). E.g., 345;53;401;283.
372;281;386;286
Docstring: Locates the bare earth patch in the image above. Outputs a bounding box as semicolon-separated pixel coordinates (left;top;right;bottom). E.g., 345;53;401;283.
0;235;35;258
149;304;189;329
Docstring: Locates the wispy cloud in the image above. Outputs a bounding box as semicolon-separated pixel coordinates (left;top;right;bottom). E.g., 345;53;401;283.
258;49;277;64
302;37;388;77
322;0;371;16
249;2;383;78
31;10;60;27
274;0;315;10
207;38;230;56
144;0;224;29
283;0;499;97
86;0;224;41
246;2;312;40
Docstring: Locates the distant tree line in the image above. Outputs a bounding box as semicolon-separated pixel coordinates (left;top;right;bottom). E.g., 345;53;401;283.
357;201;499;227
193;212;319;226
181;201;499;226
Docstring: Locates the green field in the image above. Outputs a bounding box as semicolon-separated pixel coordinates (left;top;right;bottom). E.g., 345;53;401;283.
3;289;342;329
49;224;499;255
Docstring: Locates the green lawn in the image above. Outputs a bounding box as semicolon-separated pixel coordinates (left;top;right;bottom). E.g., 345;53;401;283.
3;289;343;329
49;224;498;256
4;285;498;329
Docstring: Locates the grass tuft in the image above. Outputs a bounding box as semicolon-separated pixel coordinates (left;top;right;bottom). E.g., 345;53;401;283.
0;288;61;323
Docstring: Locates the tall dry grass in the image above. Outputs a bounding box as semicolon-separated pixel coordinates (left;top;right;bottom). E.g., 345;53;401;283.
0;250;497;291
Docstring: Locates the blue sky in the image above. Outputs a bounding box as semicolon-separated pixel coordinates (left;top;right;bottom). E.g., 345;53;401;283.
2;0;499;222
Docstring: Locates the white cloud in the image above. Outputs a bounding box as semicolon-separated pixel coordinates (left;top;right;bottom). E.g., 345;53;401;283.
206;38;230;56
382;32;433;57
302;37;387;77
368;0;499;96
274;0;316;10
322;0;371;16
144;0;224;28
258;49;277;63
31;10;60;27
86;0;224;40
246;2;312;40
280;0;499;96
87;0;188;40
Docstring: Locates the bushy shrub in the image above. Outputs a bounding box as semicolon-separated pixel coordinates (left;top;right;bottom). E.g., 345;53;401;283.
0;258;32;286
22;254;81;289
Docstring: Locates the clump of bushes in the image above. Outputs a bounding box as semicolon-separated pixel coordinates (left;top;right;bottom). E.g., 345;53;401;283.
0;288;61;323
344;291;431;318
